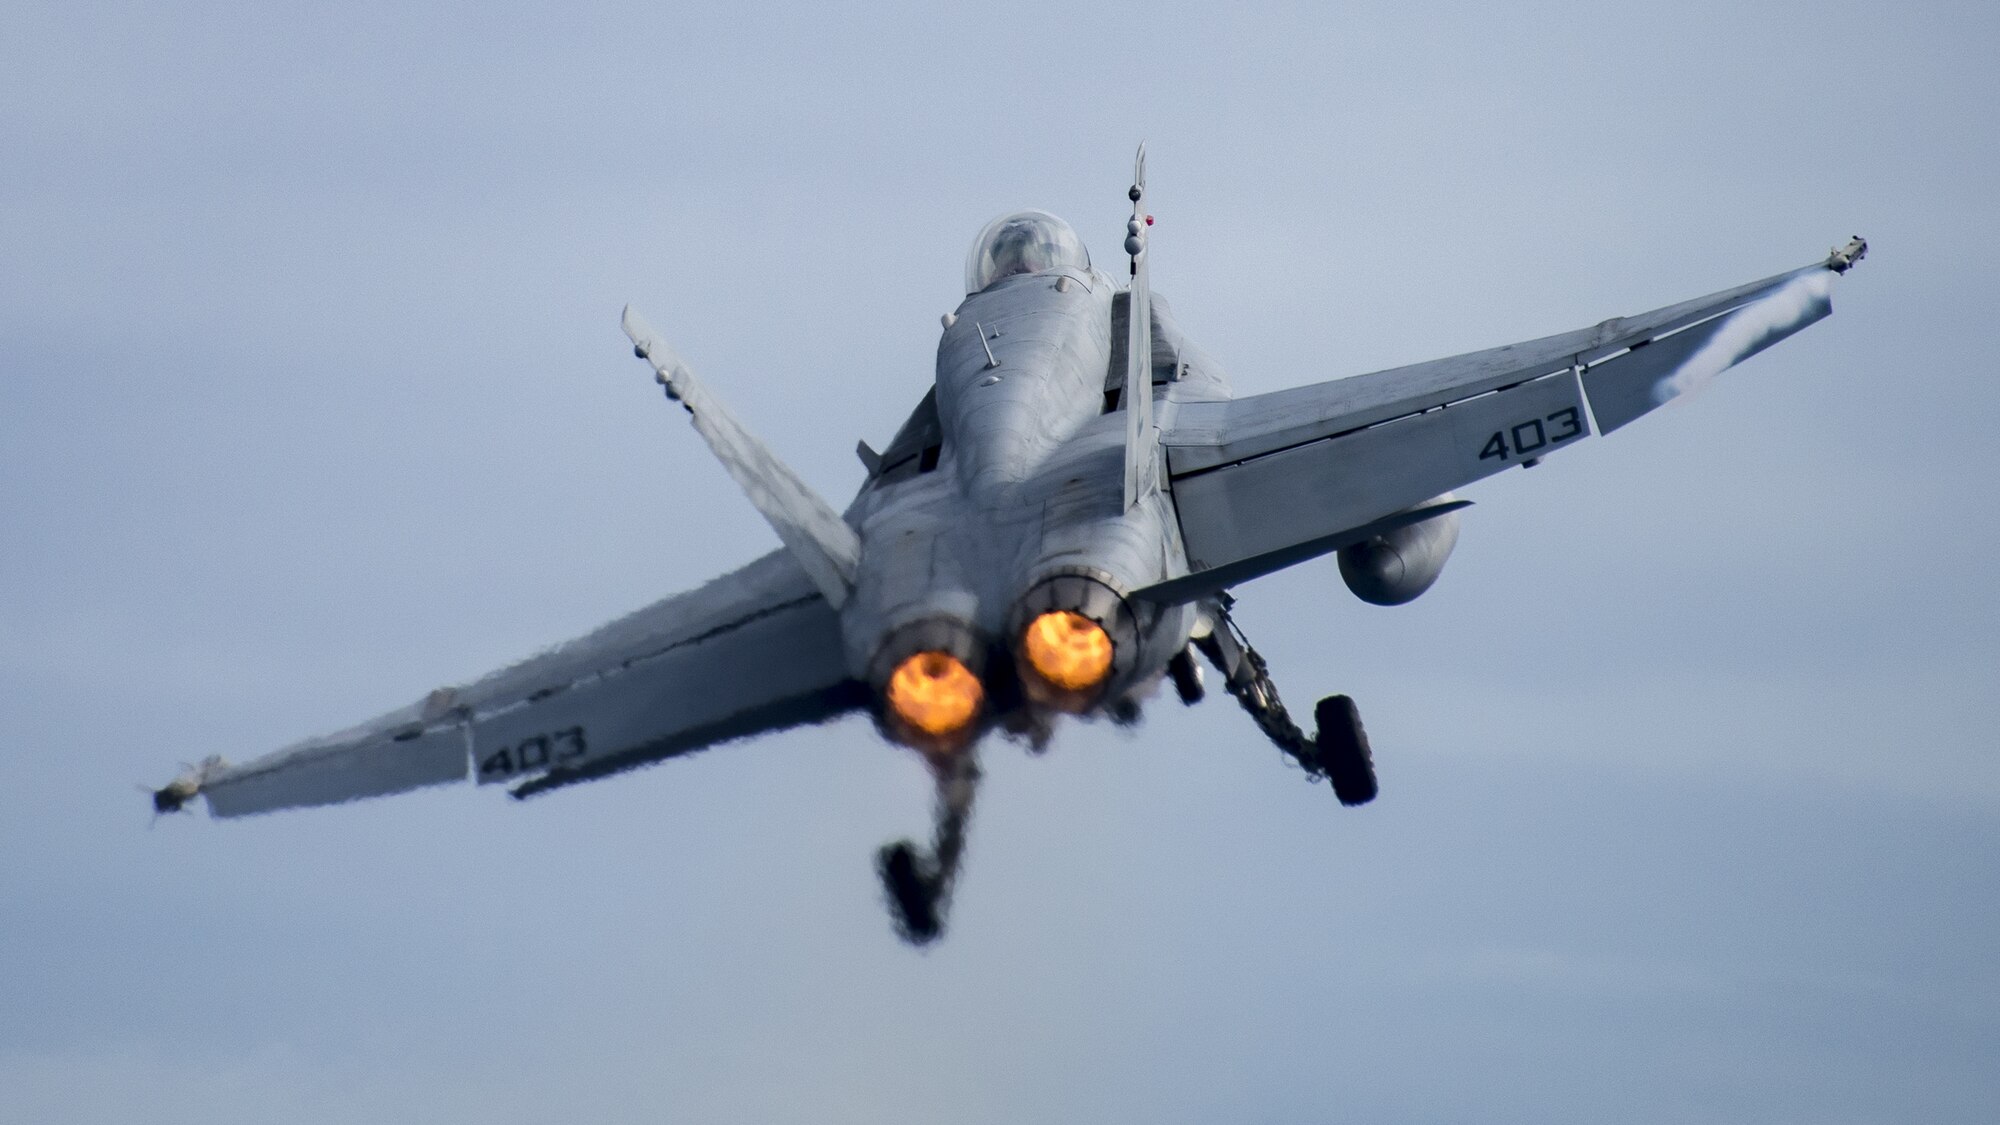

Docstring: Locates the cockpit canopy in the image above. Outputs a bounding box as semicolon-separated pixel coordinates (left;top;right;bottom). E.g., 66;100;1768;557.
964;210;1091;294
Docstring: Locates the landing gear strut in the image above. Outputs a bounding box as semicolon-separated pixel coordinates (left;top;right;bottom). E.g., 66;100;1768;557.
876;748;980;944
1192;605;1379;806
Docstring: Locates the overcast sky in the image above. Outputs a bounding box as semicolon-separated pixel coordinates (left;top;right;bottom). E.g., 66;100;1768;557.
4;1;1996;1122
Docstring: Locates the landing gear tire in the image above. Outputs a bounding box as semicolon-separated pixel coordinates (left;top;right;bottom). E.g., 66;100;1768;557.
877;840;943;944
1314;694;1378;807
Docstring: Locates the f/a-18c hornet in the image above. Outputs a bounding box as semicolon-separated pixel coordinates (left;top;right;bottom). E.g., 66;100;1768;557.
154;149;1867;943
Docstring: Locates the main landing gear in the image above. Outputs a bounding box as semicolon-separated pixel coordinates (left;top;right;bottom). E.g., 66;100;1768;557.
877;748;980;945
1190;605;1379;806
1313;694;1378;806
876;605;1374;942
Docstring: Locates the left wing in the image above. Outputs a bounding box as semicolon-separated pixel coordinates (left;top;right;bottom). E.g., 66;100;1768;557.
1146;240;1865;602
165;549;863;816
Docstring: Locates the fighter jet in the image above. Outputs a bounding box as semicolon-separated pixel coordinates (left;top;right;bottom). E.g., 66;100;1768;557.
153;149;1867;943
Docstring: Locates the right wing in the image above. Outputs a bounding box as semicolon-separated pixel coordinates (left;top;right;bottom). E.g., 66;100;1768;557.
1148;241;1864;601
178;549;863;817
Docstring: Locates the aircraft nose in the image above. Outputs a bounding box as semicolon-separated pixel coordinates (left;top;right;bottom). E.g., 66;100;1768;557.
1009;572;1138;710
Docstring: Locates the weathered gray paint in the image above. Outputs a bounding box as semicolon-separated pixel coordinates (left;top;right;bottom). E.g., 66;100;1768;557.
200;548;847;814
839;263;1201;715
1155;254;1851;599
166;213;1857;828
622;306;861;608
1171;369;1587;574
1337;498;1465;607
1163;259;1842;473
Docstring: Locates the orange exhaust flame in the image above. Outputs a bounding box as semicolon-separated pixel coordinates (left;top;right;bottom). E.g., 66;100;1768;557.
886;651;983;736
1021;611;1114;692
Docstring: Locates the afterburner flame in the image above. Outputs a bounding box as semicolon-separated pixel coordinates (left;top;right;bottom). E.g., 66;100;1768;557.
1022;611;1114;692
886;651;983;736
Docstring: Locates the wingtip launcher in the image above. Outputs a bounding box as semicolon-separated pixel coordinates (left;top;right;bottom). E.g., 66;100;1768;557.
1828;236;1867;273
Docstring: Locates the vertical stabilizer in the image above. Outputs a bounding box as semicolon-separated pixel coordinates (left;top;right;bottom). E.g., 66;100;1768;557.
1123;144;1158;511
622;306;860;609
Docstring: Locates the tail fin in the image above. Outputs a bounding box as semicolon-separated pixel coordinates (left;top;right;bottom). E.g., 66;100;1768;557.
622;306;860;609
1123;143;1158;510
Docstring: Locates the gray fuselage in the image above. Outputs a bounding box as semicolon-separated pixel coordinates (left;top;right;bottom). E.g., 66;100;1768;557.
841;263;1226;743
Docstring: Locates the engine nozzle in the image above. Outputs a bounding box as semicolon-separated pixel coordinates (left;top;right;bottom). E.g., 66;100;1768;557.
869;617;988;750
1021;611;1114;692
1010;571;1137;710
886;651;984;737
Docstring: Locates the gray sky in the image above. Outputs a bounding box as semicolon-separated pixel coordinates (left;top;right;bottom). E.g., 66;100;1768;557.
4;1;1996;1121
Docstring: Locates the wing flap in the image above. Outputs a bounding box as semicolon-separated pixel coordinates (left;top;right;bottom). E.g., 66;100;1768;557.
471;591;848;785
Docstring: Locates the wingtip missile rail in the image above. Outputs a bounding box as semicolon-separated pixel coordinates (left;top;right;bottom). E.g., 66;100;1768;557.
151;755;226;815
1829;236;1867;273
